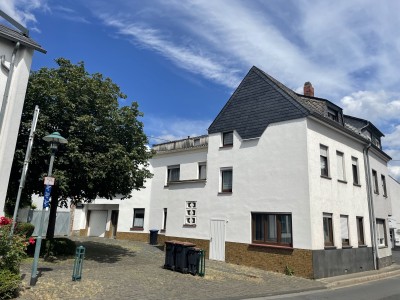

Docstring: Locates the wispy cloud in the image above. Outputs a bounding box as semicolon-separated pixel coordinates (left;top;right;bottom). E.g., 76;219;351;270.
144;115;211;145
0;0;48;26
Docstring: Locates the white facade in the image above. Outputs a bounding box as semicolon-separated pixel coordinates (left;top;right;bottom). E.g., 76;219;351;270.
388;176;400;247
0;23;45;216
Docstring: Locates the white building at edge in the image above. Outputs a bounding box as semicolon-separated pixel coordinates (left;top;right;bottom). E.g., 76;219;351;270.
72;66;394;279
388;176;400;248
0;21;46;216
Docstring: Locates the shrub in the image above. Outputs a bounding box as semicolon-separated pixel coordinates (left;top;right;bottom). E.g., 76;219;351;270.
0;269;20;300
284;265;294;276
26;237;76;258
14;222;35;238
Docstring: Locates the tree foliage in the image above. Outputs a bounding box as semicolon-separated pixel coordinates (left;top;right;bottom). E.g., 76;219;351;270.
6;58;153;214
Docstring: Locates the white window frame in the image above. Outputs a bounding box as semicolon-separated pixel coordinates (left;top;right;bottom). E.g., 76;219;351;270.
340;215;349;246
220;168;233;193
372;169;379;194
320;144;329;177
222;131;233;147
185;201;197;225
198;162;207;180
167;165;180;182
376;219;387;247
381;175;387;197
336;151;345;182
132;208;145;229
352;157;360;185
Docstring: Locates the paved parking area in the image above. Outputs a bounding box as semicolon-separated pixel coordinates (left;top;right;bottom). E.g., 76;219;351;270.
18;237;324;300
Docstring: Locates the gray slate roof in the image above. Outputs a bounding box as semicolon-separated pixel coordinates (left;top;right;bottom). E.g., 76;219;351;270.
0;24;46;53
208;66;309;139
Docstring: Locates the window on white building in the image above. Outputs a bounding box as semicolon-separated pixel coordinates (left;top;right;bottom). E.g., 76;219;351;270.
222;131;233;146
198;162;207;180
162;208;167;231
336;151;345;181
352;157;360;185
320;145;329;177
340;215;349;246
372;170;379;194
167;165;180;182
252;213;292;246
376;219;387;247
132;208;145;229
185;201;196;225
381;175;387;197
323;213;334;247
357;217;365;245
221;168;233;193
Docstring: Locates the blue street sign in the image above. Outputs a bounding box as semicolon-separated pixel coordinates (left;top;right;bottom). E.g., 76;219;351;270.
43;185;52;209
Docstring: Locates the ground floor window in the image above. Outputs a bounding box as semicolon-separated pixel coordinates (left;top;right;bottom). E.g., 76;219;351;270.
323;213;334;247
356;217;365;245
132;208;145;229
340;215;349;246
162;208;167;231
251;213;292;246
376;218;387;247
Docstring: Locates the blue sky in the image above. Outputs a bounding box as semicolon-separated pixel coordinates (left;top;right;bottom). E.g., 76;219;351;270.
1;0;400;178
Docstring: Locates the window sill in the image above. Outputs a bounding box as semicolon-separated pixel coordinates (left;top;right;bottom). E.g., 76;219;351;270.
337;179;347;184
374;192;379;195
218;192;232;196
324;246;337;250
250;243;293;250
160;229;166;234
378;245;387;249
130;227;144;231
219;145;233;149
353;183;362;187
165;179;206;187
342;245;353;249
358;244;367;248
383;195;388;198
183;224;196;228
320;175;332;180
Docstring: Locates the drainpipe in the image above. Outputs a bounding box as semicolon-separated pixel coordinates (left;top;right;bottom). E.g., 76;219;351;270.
363;142;378;270
0;42;20;136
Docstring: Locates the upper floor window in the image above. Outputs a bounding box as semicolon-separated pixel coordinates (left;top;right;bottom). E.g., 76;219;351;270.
222;131;233;147
221;168;232;193
381;175;387;197
167;165;180;182
320;145;329;177
352;157;360;185
327;108;339;122
252;213;292;246
336;151;345;181
372;170;379;194
198;162;207;180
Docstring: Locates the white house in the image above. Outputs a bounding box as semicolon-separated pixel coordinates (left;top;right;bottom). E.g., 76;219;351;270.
388;176;400;248
73;66;393;278
0;17;46;216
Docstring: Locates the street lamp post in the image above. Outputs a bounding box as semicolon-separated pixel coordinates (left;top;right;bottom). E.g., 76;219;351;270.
30;132;67;286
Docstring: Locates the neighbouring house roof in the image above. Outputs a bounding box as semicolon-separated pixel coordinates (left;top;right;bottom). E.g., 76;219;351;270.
0;24;46;53
343;115;384;137
153;135;208;154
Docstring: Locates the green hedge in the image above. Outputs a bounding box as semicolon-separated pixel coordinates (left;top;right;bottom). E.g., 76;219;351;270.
27;238;76;257
0;266;21;299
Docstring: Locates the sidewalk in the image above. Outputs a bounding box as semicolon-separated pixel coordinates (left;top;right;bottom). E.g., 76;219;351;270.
17;237;400;300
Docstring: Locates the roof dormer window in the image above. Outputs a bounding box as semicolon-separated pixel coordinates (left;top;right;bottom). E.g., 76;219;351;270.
327;108;339;122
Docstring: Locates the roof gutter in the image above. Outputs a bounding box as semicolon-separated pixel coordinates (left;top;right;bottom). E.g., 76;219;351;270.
363;142;378;270
0;41;20;137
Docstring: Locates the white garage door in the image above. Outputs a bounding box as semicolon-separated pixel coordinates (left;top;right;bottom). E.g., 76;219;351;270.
88;210;108;237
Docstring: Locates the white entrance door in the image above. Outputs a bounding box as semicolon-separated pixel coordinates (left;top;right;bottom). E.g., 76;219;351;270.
88;210;108;237
209;219;226;261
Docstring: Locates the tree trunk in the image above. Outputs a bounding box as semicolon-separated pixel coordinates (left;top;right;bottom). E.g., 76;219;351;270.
46;184;59;239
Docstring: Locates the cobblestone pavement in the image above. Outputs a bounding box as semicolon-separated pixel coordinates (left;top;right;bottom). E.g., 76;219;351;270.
18;237;325;300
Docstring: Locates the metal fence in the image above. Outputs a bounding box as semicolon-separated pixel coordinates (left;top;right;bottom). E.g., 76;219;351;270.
18;208;70;236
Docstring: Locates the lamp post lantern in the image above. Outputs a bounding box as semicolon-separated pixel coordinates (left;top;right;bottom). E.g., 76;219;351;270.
30;132;67;286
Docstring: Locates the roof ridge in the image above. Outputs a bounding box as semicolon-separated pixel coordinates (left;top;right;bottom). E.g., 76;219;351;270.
251;66;310;115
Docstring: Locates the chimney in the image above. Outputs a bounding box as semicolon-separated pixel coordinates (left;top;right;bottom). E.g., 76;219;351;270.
303;82;314;97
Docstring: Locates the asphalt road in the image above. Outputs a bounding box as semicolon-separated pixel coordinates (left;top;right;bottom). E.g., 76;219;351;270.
260;274;400;300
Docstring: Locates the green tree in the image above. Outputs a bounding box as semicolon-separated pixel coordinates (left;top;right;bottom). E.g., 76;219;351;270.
6;58;153;238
